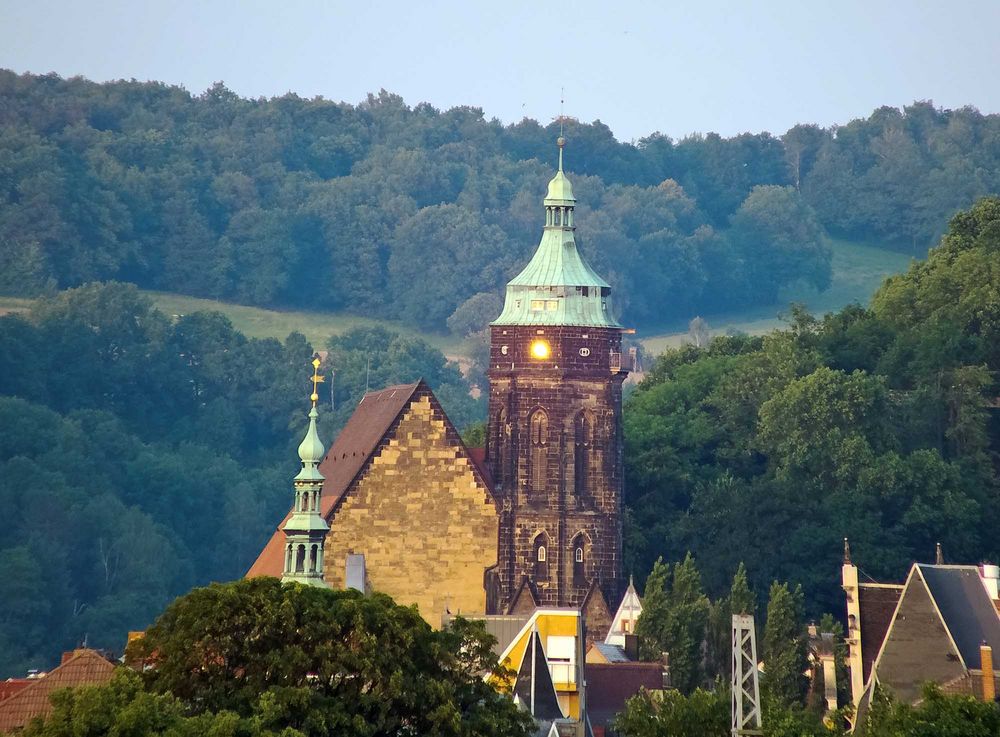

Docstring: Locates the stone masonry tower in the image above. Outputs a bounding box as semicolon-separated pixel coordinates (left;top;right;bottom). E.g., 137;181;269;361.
487;137;626;612
281;358;330;586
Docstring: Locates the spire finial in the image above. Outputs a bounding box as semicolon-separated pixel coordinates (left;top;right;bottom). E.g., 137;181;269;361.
556;88;566;172
843;538;852;564
310;356;324;407
559;87;564;135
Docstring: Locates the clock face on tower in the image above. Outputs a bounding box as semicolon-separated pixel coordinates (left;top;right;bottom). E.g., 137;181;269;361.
530;339;550;360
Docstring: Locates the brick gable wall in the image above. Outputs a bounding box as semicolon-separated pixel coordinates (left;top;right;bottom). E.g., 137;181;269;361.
322;393;499;623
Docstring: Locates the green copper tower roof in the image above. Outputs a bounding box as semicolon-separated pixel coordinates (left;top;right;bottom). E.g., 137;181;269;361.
282;360;330;588
492;137;620;328
294;405;325;481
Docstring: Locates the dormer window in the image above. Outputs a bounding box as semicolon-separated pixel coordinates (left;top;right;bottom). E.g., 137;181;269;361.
530;299;545;311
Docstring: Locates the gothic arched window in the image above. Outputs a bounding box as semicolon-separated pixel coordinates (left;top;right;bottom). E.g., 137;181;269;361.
574;411;593;499
572;533;588;586
495;408;510;488
528;409;548;497
534;534;549;581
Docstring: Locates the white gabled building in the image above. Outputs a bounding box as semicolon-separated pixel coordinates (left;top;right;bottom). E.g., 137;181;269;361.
605;576;642;648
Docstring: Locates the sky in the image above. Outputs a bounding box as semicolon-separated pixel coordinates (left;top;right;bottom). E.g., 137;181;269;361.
2;0;999;142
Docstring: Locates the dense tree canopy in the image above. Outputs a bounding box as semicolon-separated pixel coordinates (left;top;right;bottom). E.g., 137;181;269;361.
623;197;1000;615
0;283;479;678
10;72;999;332
18;579;533;737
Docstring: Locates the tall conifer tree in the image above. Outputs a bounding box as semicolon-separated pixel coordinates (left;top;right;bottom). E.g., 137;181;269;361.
762;581;808;707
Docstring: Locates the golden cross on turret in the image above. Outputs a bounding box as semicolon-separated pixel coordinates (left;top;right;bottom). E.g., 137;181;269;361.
310;356;325;406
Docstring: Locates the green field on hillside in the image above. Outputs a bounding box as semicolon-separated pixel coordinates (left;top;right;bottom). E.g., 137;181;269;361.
639;239;912;354
0;239;910;361
144;292;468;355
0;291;467;356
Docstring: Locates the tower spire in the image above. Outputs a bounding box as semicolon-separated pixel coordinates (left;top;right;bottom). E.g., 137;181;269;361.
281;359;330;587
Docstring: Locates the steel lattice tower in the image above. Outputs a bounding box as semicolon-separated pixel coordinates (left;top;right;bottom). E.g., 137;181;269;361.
731;614;762;737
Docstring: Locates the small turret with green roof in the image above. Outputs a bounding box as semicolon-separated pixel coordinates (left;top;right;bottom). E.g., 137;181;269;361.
492;137;620;328
281;358;330;587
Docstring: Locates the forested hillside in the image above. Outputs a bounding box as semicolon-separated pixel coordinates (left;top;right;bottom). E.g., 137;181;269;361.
2;199;997;677
4;70;1000;331
624;197;1000;615
0;282;478;677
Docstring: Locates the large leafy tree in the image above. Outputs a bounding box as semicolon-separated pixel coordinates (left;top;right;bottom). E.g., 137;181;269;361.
124;578;533;737
863;684;1000;737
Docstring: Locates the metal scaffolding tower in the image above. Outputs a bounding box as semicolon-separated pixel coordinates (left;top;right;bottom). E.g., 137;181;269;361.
732;613;762;737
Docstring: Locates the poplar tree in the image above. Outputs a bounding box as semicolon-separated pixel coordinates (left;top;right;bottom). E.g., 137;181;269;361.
635;557;671;662
762;581;808;707
635;554;710;694
730;562;756;616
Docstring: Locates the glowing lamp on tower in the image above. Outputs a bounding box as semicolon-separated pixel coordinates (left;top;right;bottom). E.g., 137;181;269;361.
530;339;551;360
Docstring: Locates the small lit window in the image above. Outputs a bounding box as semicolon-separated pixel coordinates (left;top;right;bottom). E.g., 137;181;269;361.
500;345;509;355
622;619;632;633
546;300;559;311
530;299;545;311
575;547;584;563
537;546;546;562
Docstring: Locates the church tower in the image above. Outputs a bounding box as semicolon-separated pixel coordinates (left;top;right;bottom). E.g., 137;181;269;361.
281;358;330;586
487;137;626;612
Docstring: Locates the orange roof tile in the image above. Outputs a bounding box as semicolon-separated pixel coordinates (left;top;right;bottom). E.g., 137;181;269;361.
0;680;29;702
0;650;115;732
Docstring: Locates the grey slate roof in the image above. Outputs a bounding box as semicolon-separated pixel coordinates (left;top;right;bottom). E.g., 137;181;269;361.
441;613;531;656
592;642;630;663
918;564;1000;669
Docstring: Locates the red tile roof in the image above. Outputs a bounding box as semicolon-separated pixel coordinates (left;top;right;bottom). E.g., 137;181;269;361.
0;680;29;703
248;382;421;578
247;381;495;579
0;650;115;732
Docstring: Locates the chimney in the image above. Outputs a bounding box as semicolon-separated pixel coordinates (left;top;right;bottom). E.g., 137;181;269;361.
660;651;670;689
624;633;639;662
936;542;944;565
842;542;864;706
982;643;996;702
346;553;366;592
981;564;1000;601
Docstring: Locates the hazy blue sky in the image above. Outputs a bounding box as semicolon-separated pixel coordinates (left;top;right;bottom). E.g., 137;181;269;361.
3;0;999;142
